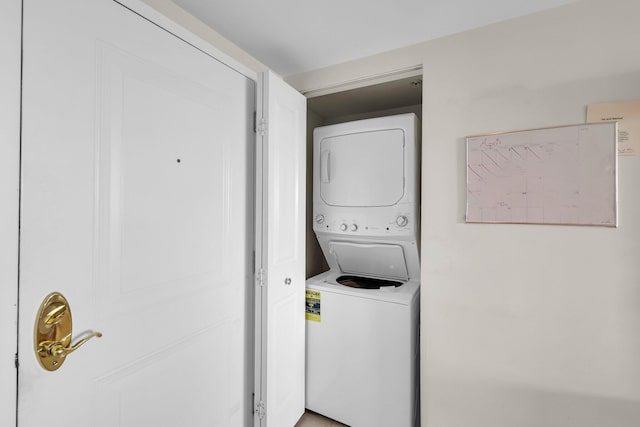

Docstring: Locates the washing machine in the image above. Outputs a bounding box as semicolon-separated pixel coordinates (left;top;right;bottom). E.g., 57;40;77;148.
305;272;420;427
306;113;420;427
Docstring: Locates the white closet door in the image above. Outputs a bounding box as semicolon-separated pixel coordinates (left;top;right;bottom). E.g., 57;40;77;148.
19;0;254;425
255;71;307;427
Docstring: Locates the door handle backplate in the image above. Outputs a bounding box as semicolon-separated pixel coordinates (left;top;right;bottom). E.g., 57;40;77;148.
34;291;102;371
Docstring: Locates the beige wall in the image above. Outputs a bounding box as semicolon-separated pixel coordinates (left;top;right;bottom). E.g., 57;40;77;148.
291;0;640;425
420;3;640;425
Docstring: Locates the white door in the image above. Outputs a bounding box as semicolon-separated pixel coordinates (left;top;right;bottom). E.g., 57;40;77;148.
19;0;255;425
254;72;307;427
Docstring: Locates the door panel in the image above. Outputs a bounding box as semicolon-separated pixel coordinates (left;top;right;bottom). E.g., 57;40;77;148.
255;71;306;427
19;1;254;425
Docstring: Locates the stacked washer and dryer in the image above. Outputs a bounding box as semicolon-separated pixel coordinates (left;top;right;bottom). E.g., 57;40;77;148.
305;113;420;427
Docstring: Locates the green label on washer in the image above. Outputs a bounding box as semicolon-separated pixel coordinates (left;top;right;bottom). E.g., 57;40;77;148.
305;290;321;322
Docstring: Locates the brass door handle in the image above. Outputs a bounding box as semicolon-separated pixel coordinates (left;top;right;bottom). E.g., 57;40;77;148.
40;331;103;358
34;292;102;371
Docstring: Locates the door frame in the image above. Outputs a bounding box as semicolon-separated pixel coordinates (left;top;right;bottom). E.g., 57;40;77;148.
0;1;21;426
5;1;259;425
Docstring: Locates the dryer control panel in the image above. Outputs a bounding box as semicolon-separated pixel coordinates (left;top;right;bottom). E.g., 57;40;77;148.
313;209;417;237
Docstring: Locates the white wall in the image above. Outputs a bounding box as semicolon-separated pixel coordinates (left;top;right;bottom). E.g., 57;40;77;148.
420;2;640;425
0;1;21;426
289;0;640;425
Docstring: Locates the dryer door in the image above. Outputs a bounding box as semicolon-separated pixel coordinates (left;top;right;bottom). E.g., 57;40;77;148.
319;129;405;207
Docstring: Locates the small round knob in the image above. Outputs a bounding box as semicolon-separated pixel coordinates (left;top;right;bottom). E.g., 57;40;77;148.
340;223;348;231
315;214;324;224
350;224;358;232
396;215;409;227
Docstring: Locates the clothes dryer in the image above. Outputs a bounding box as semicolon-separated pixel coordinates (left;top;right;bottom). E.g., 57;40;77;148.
312;113;420;278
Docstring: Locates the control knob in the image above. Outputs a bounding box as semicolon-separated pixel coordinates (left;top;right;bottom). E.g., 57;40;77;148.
315;214;325;224
396;215;409;227
340;223;348;231
350;224;358;232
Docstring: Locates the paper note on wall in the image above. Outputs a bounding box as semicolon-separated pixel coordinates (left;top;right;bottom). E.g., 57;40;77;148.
587;100;640;156
466;123;617;226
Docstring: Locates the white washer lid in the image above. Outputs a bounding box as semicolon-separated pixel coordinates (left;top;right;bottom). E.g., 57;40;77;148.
328;241;409;281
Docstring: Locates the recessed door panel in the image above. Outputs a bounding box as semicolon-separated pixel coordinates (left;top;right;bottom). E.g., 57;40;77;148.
93;320;239;426
271;102;301;265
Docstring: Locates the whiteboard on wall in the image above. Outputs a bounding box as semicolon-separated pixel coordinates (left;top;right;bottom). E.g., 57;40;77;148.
466;123;618;226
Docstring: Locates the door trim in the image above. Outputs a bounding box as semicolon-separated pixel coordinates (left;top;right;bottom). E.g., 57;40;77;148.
0;1;21;426
115;0;258;81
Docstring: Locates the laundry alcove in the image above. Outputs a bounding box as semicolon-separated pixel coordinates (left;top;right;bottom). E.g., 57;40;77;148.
304;74;424;279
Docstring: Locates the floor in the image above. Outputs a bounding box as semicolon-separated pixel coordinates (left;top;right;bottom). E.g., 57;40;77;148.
295;410;349;427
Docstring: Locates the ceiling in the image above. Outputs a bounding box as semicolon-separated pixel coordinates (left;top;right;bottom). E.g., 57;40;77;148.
171;0;576;77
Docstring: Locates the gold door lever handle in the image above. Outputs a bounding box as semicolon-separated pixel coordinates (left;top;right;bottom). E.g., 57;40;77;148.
45;331;103;358
34;292;103;371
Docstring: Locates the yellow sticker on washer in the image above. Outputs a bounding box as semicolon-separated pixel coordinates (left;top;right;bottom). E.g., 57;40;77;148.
305;290;321;322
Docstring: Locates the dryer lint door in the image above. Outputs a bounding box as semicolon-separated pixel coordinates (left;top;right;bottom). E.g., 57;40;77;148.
319;129;405;207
